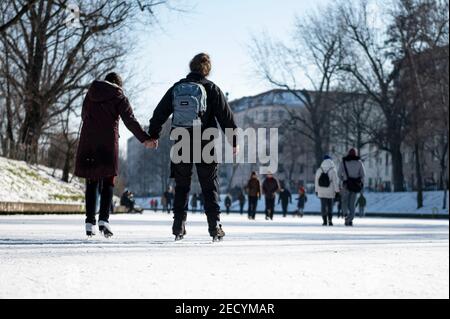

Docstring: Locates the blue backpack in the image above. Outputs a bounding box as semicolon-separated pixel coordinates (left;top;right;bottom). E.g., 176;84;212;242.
172;82;207;128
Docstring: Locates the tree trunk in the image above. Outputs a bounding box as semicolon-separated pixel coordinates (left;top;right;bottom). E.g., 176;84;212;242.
414;143;423;208
391;145;405;192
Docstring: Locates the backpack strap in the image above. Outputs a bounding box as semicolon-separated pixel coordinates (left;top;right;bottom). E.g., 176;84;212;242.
343;160;350;180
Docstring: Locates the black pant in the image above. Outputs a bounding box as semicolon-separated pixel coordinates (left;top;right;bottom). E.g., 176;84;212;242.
265;196;275;219
281;202;289;217
85;177;114;224
172;162;220;235
248;196;258;219
320;198;333;223
239;203;244;215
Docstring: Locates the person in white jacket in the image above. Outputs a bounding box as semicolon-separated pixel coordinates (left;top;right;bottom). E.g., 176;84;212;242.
315;155;340;226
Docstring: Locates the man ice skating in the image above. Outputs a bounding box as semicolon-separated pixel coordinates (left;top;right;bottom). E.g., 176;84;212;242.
278;186;292;217
246;171;261;220
75;72;152;237
262;172;281;220
147;53;238;241
315;155;340;226
338;148;366;226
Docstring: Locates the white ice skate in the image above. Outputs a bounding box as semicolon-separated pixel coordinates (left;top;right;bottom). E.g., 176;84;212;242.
85;223;96;237
98;221;113;238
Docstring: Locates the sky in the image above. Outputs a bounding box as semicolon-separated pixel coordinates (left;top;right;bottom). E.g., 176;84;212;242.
119;0;331;151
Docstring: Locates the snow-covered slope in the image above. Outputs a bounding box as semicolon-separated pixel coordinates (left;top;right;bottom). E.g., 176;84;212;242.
0;156;84;203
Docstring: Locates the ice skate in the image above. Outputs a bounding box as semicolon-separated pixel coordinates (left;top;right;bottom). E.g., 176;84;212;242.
98;221;113;238
85;223;96;237
211;224;225;242
173;220;186;241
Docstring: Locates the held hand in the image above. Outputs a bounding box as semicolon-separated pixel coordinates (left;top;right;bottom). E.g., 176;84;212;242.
144;139;159;149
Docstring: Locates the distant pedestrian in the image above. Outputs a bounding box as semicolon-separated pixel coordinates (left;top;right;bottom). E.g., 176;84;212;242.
338;148;366;226
335;192;343;218
238;191;246;215
315;155;340;226
224;194;232;215
356;193;367;218
296;186;307;217
262;172;281;220
246;171;261;220
278;186;292;217
191;193;199;212
161;193;168;213
164;187;174;214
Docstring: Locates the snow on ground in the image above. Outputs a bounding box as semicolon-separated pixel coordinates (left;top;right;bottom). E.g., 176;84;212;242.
0;212;448;299
0;156;84;203
136;191;449;216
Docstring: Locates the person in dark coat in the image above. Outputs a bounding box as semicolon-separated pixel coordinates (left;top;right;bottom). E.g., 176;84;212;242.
296;186;307;217
147;53;238;240
75;72;151;237
163;186;174;214
278;186;292;217
238;191;246;215
246;171;261;220
191;193;198;212
262;172;281;220
224;194;232;215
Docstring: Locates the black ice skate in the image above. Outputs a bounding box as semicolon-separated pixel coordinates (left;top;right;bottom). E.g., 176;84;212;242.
211;224;225;242
98;221;113;238
174;221;186;241
85;223;96;237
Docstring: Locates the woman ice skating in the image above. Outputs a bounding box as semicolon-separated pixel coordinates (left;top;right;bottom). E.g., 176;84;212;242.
246;171;261;220
75;72;152;237
315;155;340;226
147;53;238;241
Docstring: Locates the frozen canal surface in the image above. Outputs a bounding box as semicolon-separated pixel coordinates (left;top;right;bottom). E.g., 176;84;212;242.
0;212;448;299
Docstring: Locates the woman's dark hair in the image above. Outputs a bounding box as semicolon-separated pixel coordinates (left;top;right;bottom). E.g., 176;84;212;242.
105;72;123;87
189;53;211;77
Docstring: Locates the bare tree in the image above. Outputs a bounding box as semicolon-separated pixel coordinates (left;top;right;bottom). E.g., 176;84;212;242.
0;0;171;163
338;0;415;192
0;0;38;33
250;4;344;167
387;0;449;204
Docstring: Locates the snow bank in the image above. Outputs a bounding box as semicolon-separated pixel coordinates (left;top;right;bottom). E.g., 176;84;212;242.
0;156;85;204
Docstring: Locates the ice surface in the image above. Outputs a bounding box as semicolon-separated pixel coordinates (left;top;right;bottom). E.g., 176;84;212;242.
0;213;448;299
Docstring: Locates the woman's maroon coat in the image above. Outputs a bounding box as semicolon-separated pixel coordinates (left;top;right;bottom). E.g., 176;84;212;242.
74;80;149;179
